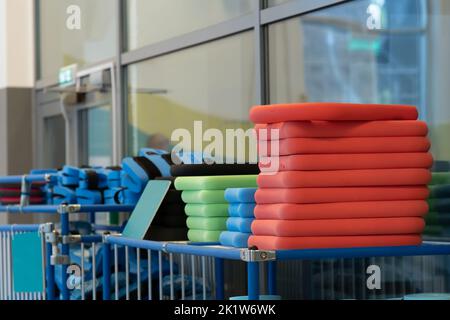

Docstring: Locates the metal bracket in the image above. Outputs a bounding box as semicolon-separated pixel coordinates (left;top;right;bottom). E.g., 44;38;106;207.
58;204;81;214
62;235;81;245
240;249;276;262
39;223;54;234
45;231;60;244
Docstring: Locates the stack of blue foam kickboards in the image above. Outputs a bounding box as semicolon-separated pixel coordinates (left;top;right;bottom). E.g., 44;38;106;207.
105;148;173;205
220;188;257;248
43;148;173;206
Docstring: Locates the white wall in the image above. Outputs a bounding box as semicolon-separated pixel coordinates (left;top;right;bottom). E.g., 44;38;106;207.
0;0;34;89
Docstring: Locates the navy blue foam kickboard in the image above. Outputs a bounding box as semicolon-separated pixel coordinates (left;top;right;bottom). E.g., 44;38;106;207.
51;185;77;205
79;168;108;190
107;169;122;188
220;231;250;248
139;148;172;177
122;180;171;240
76;189;102;205
121;158;150;193
59;166;80;187
226;217;254;233
429;198;450;212
225;188;257;203
228;203;256;218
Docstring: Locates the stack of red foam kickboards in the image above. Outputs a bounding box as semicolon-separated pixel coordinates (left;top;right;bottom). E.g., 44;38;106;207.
250;103;433;250
0;183;45;205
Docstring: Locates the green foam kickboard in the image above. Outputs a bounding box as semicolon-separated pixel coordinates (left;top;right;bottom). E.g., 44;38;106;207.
430;172;450;185
182;190;226;204
185;204;229;217
12;232;44;293
122;180;171;240
187;217;228;231
188;229;223;242
175;175;258;191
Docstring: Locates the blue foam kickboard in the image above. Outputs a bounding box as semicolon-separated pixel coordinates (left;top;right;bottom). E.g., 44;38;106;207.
226;217;254;233
225;188;257;203
12;232;44;293
122;180;171;240
228;203;256;218
219;231;250;248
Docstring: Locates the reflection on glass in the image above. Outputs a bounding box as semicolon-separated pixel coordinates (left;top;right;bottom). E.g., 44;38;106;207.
267;0;292;7
126;0;256;50
268;0;450;239
79;106;112;167
43;115;66;168
126;32;255;158
39;0;117;80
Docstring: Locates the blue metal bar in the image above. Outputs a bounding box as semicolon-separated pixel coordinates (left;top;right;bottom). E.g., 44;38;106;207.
93;225;122;232
166;243;242;260
45;242;55;300
267;261;277;295
0;205;59;214
103;242;111;301
0;174;53;184
247;262;260;300
106;236;243;260
73;205;134;213
60;212;70;300
214;258;224;300
275;242;450;261
0;225;40;232
80;235;103;244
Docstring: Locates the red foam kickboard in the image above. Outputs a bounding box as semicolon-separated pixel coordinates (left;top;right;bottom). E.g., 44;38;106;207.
259;153;433;172
0;197;44;205
257;169;431;188
250;103;418;124
248;234;422;250
255;187;430;204
251;217;425;237
254;201;429;220
255;120;428;140
259;137;430;156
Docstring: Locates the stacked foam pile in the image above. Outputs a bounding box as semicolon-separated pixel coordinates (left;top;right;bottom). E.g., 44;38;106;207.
175;175;257;242
425;172;450;237
220;188;257;248
249;103;433;250
145;177;188;241
0;182;45;205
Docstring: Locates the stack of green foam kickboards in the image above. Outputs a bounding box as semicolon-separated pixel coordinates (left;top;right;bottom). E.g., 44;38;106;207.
175;175;258;242
425;171;450;236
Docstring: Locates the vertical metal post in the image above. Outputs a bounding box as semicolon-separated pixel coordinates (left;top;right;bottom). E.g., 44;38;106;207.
89;212;96;225
45;242;55;300
137;248;141;300
60;212;70;300
214;258;224;300
103;241;111;301
267;261;277;296
92;243;97;300
247;262;260;300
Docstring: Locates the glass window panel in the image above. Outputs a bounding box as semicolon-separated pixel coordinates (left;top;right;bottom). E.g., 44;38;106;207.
268;0;450;239
43;115;66;168
79;105;112;167
267;0;292;7
126;32;255;159
38;0;117;80
126;0;256;50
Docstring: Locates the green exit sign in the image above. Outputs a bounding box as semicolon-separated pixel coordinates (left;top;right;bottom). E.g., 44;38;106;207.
58;64;77;87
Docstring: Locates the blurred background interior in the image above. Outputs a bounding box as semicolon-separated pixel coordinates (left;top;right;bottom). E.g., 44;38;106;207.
1;0;450;299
